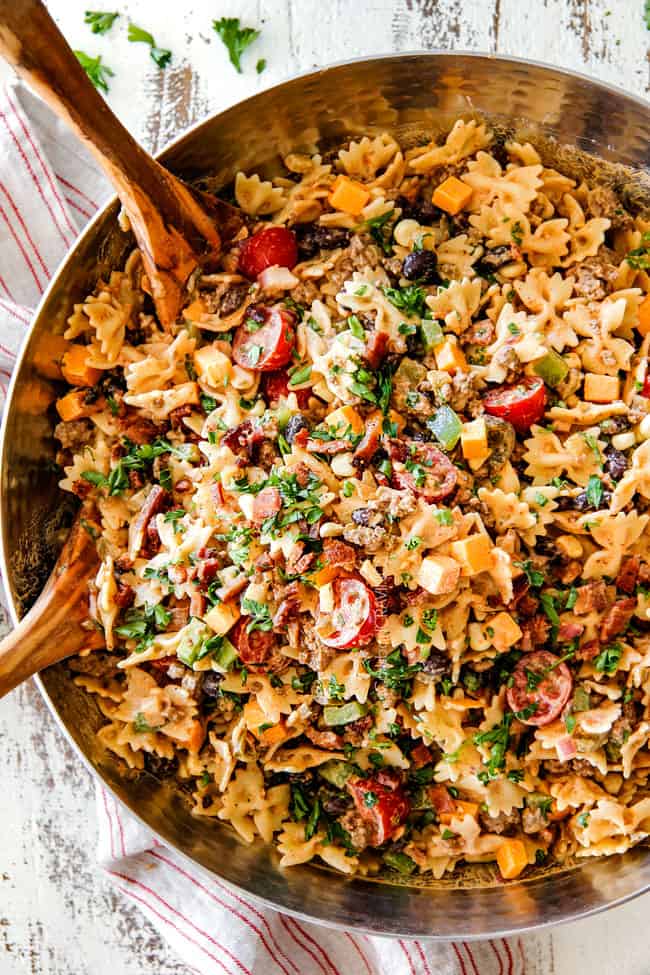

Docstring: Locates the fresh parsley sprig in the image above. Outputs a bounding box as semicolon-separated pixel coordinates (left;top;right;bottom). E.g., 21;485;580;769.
75;51;114;93
128;23;172;69
84;10;119;34
213;17;260;73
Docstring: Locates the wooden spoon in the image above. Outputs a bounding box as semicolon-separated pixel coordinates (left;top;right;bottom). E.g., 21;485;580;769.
0;0;244;327
0;510;101;698
0;2;244;694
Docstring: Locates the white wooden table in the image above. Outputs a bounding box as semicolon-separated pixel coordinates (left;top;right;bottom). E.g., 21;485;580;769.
1;1;649;971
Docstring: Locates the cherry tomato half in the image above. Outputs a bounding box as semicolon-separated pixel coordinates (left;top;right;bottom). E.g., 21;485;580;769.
641;374;650;398
347;774;410;846
232;307;296;372
318;578;378;649
506;649;573;727
392;442;457;502
483;376;547;433
231;618;275;668
262;368;311;408
238;227;298;280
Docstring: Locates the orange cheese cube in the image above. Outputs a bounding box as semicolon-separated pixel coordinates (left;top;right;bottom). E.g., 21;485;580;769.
369;408;406;434
450;534;493;576
637;295;650;336
583;372;620;403
461;417;488;461
194;344;232;388
435;337;467;375
496;838;528;880
310;563;341;587
328;175;370;216
432;176;473;215
61;344;102;387
33;334;70;380
486;611;523;652
325;404;364;437
55;389;100;421
183;297;208;322
440;800;479;825
204;600;240;636
416;555;461;596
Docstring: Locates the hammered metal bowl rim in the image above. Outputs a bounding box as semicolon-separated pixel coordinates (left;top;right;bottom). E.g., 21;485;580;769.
2;49;650;939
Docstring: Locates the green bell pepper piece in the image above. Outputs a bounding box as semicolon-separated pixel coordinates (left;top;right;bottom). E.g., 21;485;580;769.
427;405;462;450
318;760;358;788
323;700;368;726
421;319;443;351
383;851;417;874
532;350;569;388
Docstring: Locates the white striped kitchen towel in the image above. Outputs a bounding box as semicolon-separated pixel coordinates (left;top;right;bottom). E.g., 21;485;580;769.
0;76;556;975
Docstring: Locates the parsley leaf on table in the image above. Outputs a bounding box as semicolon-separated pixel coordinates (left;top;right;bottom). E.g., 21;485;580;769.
74;51;114;93
84;11;119;34
128;23;172;69
212;18;261;74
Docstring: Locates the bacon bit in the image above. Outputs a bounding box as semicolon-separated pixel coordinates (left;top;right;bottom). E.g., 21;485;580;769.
304;727;343;750
518;594;540;619
251;486;282;523
365;330;389;369
190;591;206;617
576;639;601;662
167;600;190;631
616;556;640;595
638;562;650;587
149;656;176;672
118;413;160;444
273;596;300;630
375;767;404;790
557;559;582;585
387;439;408;463
353;416;382;466
573;580;608;615
114;581;135;608
427;784;456;814
222;420;265;456
599;597;636;642
520;614;551;651
410;743;433;768
305;437;350;454
254;552;276;572
175;478;192;493
115;555;134;572
293;427;309;448
71;479;92;499
169;404;195;429
342;714;372;744
128;470;145;490
133;485;169;557
322;538;357;570
196;558;220;587
558;621;584;641
293;462;312;487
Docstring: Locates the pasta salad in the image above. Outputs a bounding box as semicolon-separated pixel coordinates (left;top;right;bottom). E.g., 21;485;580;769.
52;118;650;882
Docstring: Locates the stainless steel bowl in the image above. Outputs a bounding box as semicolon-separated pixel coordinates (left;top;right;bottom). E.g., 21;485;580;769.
3;52;650;939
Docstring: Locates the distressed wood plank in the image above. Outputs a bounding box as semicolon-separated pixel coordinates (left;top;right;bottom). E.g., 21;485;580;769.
1;1;650;973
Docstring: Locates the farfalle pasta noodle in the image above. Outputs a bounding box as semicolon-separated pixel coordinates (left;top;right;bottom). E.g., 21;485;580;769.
51;119;650;882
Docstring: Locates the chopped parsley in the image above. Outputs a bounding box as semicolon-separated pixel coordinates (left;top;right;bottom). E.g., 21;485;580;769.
241;598;273;633
382;284;428;319
585;474;603;509
593;642;623;675
115;603;172;653
515;559;544;588
364;209;395;255
212;17;260;73
473;714;513;779
626;231;650;270
127;23;172;68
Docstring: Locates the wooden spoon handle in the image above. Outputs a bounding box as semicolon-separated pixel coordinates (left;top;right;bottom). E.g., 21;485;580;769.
0;0;220;325
0;516;99;698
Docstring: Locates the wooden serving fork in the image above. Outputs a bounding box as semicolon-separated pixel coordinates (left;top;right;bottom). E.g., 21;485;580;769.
0;0;243;327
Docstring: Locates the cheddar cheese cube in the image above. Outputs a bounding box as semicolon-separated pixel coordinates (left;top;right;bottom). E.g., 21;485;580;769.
434;337;467;375
439;800;479;825
416;555;461;595
461;417;488;461
325;404;364;437
486;612;522;652
450;534;493;575
432;176;473;215
583;372;620;403
328;175;370;216
194;344;232;389
204;600;240;636
33;334;70;381
56;389;99;421
61;344;102;387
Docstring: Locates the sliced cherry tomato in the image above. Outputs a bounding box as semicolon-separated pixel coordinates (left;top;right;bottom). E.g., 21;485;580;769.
262;368;311;408
347;774;410;846
483;376;547;433
238;226;298;280
641;374;650;398
506;649;573;727
232;307;295;372
391;442;457;501
231;618;275;668
318;577;378;649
